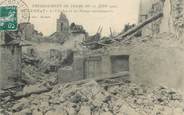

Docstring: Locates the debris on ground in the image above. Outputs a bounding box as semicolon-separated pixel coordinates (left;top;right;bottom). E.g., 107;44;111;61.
0;78;184;115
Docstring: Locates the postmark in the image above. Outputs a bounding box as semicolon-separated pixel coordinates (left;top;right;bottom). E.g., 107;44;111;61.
0;6;17;31
0;0;30;30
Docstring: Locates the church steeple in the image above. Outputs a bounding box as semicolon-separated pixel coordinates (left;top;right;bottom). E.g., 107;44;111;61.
57;12;69;33
59;12;67;20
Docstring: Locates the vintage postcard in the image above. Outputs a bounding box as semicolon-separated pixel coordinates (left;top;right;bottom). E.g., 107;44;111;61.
0;0;184;115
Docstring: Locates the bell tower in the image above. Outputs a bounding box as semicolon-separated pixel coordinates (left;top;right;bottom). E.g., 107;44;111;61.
56;12;69;33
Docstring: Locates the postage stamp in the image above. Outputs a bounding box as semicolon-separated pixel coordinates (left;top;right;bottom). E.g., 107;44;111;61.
0;0;30;30
0;6;17;31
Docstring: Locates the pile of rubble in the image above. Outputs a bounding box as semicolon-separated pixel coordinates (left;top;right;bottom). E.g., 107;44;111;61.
0;78;184;115
22;64;57;85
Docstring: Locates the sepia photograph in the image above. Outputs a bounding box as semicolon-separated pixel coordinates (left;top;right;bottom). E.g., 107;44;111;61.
0;0;184;114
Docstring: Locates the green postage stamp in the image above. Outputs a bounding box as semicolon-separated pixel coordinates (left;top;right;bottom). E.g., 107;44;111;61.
0;6;17;31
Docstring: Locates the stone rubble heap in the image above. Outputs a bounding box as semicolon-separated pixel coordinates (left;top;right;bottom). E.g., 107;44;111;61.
1;78;184;115
22;64;57;85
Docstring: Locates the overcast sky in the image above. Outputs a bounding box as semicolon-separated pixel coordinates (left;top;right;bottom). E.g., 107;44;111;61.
24;0;140;36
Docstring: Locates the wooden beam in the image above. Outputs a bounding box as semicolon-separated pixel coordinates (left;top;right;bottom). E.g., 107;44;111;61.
82;12;163;47
115;12;163;41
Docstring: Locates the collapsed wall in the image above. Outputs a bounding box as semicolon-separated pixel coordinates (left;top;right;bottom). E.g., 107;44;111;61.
130;0;184;91
139;0;184;41
108;33;184;92
129;35;184;91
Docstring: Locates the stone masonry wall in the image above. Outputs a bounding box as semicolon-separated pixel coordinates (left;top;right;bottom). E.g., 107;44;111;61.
0;45;22;89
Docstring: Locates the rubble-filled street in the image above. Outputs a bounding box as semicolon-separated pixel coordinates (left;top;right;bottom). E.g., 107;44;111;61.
1;0;184;114
0;77;184;115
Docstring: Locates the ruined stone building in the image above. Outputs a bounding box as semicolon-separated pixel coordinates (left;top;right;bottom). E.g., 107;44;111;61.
58;48;129;83
19;23;35;41
57;0;184;91
56;12;86;34
139;0;165;36
49;12;86;48
139;0;184;39
0;32;22;89
18;23;43;42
